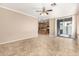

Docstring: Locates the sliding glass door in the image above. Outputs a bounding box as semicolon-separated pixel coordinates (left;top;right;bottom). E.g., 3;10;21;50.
57;17;72;38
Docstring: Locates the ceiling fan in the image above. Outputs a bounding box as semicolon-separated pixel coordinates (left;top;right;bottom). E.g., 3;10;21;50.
36;3;56;15
36;7;52;15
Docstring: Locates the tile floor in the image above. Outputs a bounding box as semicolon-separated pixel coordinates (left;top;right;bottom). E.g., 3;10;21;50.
0;35;79;56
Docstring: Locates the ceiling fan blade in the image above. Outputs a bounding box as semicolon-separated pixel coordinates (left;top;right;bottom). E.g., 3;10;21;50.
47;9;53;11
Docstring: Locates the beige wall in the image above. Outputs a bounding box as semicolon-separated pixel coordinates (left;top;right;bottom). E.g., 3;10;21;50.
49;18;55;36
77;14;79;39
76;14;79;45
0;7;38;43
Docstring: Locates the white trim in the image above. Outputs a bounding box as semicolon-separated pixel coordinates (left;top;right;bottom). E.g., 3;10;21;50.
0;5;37;19
54;15;73;19
0;36;38;44
55;18;57;36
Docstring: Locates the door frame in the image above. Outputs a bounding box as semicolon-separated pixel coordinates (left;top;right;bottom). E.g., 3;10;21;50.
55;15;77;39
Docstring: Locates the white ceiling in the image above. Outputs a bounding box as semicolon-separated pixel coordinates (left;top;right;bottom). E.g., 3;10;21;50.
0;3;53;17
0;3;78;21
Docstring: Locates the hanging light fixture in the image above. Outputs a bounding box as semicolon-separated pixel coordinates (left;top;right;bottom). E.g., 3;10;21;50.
40;12;48;16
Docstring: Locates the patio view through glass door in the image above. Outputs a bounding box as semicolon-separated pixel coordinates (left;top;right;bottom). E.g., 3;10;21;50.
57;17;72;38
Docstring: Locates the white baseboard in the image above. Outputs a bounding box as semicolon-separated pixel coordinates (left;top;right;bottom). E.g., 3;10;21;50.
0;35;38;45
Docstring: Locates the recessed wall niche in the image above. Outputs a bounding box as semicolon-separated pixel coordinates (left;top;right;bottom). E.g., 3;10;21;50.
38;19;49;34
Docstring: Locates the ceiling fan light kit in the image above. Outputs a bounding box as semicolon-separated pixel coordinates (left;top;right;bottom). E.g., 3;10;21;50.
40;12;48;16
